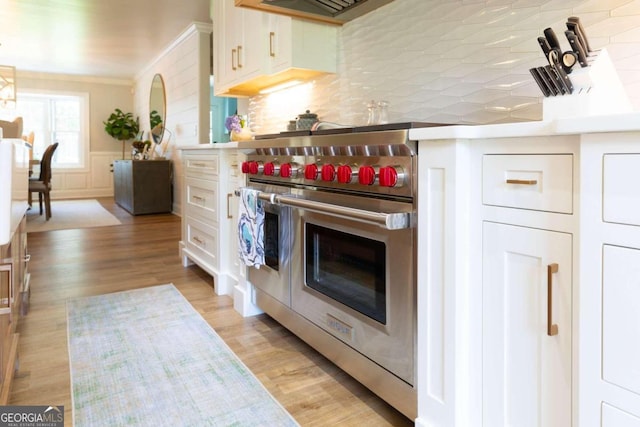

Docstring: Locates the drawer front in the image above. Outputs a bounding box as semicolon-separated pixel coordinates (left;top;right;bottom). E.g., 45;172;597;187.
482;154;573;214
603;154;640;226
185;177;218;223
185;154;219;179
185;216;219;269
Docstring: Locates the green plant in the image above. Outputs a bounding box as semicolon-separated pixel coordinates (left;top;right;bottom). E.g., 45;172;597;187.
104;108;140;159
150;110;163;131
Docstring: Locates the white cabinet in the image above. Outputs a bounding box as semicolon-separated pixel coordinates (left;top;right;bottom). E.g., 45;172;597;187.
482;221;572;427
212;0;336;97
180;147;240;296
580;135;640;427
476;144;577;427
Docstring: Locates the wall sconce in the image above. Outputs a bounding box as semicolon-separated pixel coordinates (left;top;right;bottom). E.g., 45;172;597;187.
0;65;17;106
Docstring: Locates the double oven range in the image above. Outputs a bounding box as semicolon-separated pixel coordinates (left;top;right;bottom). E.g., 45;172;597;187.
238;123;437;419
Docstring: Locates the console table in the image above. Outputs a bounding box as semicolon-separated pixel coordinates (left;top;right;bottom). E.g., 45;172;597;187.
113;160;172;215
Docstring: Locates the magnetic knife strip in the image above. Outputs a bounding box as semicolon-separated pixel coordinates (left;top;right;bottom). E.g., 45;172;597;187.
530;16;594;97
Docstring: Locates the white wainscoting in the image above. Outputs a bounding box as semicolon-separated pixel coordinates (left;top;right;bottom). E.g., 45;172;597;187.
46;151;123;200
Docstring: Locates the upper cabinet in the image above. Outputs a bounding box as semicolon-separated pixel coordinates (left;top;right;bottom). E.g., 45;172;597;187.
212;0;337;97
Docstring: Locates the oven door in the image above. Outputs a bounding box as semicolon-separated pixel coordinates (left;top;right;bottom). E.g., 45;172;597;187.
289;192;415;385
245;184;292;307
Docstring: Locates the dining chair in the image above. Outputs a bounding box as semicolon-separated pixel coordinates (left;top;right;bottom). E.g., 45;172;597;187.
28;142;58;220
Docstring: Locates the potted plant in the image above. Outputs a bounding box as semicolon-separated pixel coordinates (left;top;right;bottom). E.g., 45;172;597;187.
104;108;140;159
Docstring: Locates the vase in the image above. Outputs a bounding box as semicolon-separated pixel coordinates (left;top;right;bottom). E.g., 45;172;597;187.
230;128;253;142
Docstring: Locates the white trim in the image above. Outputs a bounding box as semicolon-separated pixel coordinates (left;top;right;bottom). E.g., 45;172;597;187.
16;70;132;86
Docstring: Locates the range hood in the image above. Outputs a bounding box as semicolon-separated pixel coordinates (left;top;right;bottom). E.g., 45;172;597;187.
235;0;395;25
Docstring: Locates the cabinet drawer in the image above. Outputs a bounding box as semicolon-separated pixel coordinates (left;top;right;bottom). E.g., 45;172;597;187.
603;154;640;226
185;177;218;224
482;154;573;213
185;154;219;178
185;216;218;269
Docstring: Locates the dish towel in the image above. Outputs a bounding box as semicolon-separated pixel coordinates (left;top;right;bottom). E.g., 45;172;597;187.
237;187;265;268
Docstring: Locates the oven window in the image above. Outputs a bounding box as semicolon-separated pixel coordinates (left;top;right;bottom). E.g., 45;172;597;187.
305;223;386;324
264;211;279;270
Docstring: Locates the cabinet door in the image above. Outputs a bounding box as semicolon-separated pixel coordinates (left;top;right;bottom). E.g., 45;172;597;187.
266;14;293;74
482;221;572;427
238;7;265;82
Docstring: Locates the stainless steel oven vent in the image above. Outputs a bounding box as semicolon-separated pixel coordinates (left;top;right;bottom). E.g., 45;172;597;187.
262;0;394;20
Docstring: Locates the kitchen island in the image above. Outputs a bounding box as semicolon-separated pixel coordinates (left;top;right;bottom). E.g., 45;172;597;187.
0;138;30;403
412;112;640;427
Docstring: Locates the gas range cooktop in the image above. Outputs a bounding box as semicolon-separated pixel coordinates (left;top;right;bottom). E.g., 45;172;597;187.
254;122;448;140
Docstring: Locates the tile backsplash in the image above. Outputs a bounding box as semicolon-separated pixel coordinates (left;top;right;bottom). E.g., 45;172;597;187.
248;0;640;135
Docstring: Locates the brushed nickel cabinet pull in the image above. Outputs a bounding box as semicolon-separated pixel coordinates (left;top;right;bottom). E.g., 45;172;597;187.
269;32;275;57
227;193;233;219
231;48;237;71
547;263;559;336
191;162;207;167
506;179;538;185
237;45;243;68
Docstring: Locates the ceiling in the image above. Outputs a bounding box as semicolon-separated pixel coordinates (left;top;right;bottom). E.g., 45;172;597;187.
0;0;212;79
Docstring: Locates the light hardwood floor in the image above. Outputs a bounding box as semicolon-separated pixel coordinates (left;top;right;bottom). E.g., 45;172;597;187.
11;198;413;426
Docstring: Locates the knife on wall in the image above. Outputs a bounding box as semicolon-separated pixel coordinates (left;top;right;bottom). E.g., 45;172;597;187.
565;30;588;67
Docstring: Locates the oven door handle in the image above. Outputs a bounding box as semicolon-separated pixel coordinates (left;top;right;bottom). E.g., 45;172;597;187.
236;190;412;230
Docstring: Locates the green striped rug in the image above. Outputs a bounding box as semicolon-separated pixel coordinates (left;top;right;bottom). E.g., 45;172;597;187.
67;284;298;426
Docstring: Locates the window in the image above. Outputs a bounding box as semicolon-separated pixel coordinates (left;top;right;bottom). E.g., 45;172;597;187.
1;91;89;169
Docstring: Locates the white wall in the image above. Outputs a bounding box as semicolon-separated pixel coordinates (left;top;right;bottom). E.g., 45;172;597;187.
248;0;640;133
133;22;213;215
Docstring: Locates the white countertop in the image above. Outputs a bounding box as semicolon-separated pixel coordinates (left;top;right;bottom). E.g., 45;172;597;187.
0;139;29;246
409;112;640;141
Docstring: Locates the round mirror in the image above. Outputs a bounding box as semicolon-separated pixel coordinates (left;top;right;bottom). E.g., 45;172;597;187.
149;73;166;144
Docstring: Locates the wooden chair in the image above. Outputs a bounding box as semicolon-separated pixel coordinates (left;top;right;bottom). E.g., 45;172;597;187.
28;142;58;220
0;117;23;138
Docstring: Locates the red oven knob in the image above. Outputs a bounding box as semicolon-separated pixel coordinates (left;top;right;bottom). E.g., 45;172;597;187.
241;161;251;174
337;165;355;183
304;164;319;180
358;165;377;185
321;164;336;182
263;162;279;176
280;163;299;178
379;166;404;187
248;161;262;175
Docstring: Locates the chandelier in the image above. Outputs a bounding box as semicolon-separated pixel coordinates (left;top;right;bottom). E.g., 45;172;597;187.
0;65;17;106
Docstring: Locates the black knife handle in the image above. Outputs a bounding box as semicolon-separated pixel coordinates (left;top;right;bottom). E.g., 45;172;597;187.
565;30;588;67
538;36;552;58
530;68;551;97
569;16;592;52
544;27;562;50
537;66;559;96
551;61;574;94
566;21;589;56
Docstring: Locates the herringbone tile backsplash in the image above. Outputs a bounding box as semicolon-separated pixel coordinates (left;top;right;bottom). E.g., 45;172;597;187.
248;0;640;134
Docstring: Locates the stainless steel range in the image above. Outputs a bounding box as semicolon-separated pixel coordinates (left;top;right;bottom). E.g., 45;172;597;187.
238;123;441;419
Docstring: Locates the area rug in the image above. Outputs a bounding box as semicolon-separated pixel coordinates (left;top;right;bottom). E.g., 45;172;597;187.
67;284;298;427
26;199;121;232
